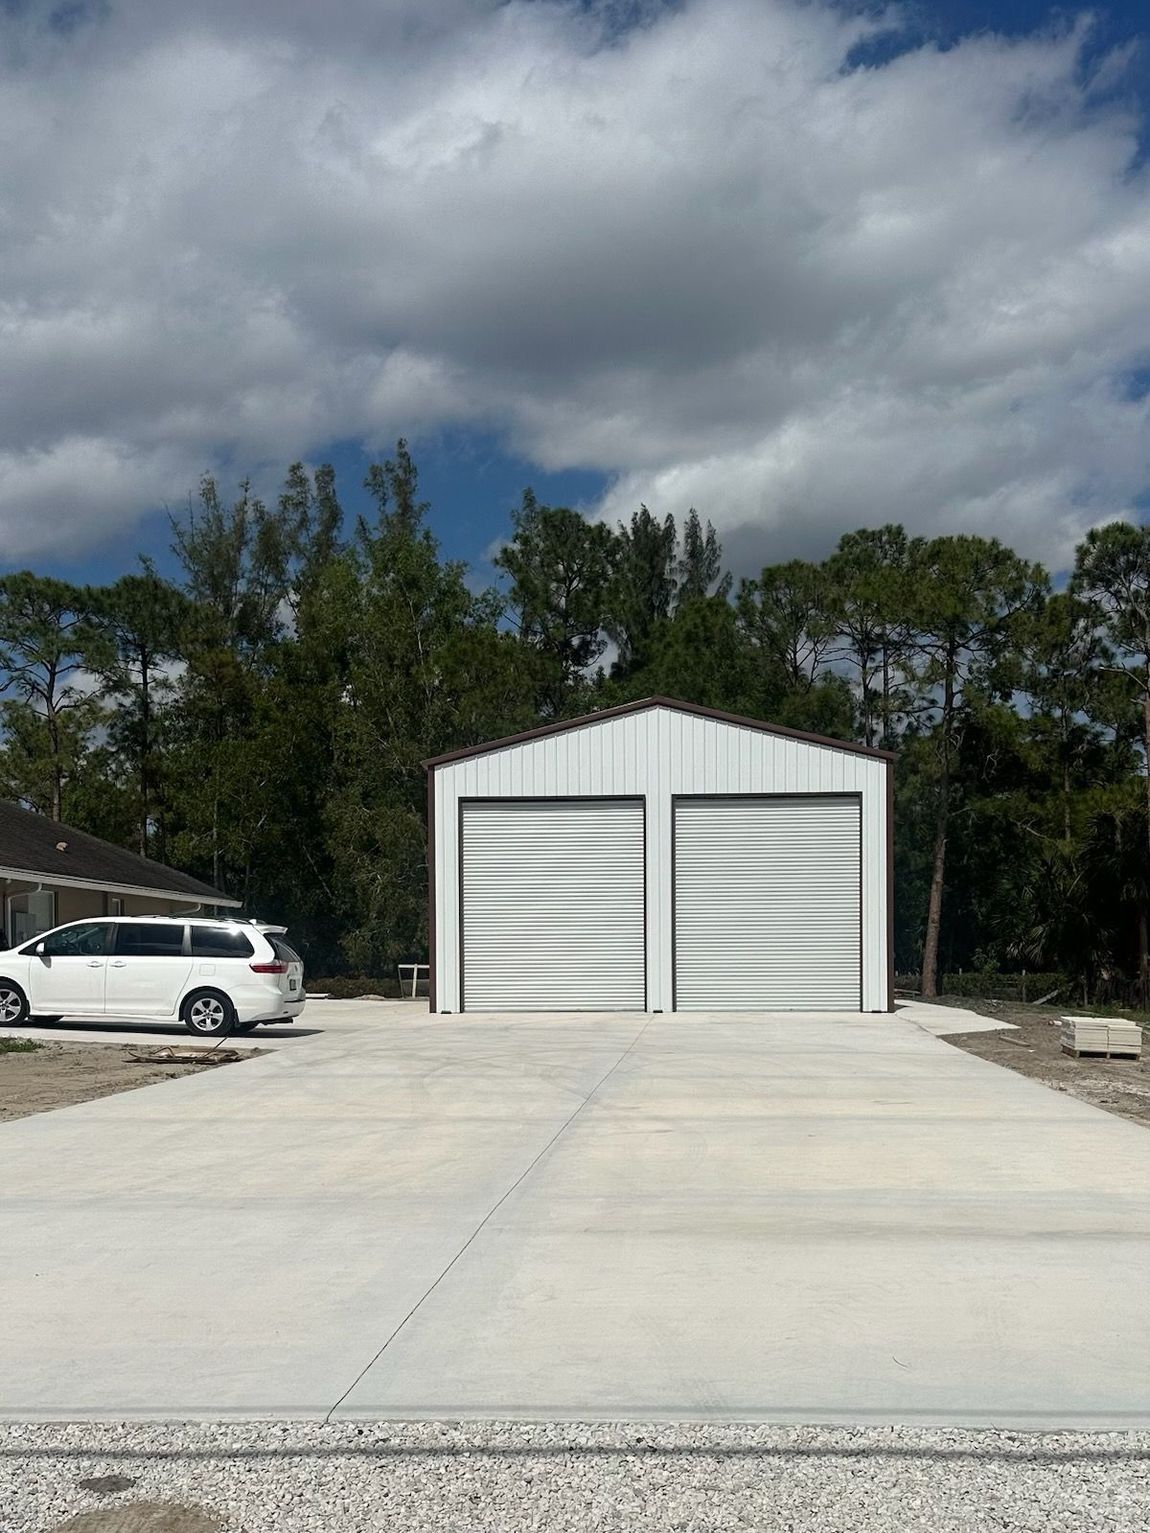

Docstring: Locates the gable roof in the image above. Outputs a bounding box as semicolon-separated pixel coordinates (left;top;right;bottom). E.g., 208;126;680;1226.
425;695;896;768
0;801;240;906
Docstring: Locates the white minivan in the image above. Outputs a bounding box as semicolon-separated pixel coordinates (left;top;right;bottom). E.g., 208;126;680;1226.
0;916;306;1036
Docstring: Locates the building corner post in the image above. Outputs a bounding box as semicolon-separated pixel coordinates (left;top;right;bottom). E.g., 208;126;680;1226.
886;756;896;1011
427;767;437;1013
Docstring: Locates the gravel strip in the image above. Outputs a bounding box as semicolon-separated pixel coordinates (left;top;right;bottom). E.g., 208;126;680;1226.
2;1422;1149;1532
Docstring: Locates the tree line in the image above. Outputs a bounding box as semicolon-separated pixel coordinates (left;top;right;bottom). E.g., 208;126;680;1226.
1;442;1148;1004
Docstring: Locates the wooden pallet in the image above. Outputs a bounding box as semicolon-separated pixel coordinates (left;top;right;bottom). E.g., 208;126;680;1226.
1061;1046;1141;1060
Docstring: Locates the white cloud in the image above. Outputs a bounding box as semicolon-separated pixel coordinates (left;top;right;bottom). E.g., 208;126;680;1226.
0;0;1147;567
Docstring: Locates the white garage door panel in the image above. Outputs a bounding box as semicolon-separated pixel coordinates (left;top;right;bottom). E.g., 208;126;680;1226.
674;797;861;1010
462;800;645;1011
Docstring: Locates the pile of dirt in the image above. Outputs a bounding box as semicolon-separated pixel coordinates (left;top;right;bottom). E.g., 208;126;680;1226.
0;1040;251;1123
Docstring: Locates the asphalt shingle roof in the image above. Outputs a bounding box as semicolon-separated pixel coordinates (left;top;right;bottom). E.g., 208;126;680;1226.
0;801;235;905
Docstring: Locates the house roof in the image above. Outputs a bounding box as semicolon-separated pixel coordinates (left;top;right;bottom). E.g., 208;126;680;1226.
425;695;896;768
0;801;240;906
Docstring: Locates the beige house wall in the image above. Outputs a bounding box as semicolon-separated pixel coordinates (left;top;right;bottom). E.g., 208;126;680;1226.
1;879;207;944
53;887;195;922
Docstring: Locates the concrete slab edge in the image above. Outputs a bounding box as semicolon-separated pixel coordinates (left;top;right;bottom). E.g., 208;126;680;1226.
5;1409;1150;1431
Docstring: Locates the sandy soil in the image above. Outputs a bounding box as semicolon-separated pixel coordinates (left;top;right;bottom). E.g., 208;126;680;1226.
932;996;1150;1129
0;1041;250;1122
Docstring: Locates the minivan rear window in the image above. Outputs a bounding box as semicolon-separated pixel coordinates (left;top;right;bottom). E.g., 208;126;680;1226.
114;923;185;957
191;926;255;958
269;936;301;964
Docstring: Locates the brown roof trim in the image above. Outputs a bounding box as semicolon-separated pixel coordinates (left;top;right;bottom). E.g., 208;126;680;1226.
424;696;896;768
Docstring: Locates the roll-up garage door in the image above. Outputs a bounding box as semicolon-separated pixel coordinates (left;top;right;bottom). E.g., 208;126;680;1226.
674;796;861;1010
461;799;646;1011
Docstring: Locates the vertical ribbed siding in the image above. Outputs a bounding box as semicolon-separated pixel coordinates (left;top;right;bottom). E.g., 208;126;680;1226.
433;706;889;1013
673;796;862;1010
650;707;673;1010
460;799;645;1011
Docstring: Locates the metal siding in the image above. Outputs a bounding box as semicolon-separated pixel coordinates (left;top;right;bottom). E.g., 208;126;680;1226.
460;799;645;1011
674;797;862;1010
433;705;889;1013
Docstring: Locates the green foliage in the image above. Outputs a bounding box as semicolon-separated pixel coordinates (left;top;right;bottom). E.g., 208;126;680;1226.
605;505;677;678
88;568;190;855
495;491;618;711
0;573;111;818
1072;521;1150;1002
906;536;1048;997
326;445;539;972
624;596;750;711
675;509;731;605
825;525;919;747
1073;522;1150;665
0;1037;41;1054
737;560;839;694
171;475;298;658
0;443;1145;1004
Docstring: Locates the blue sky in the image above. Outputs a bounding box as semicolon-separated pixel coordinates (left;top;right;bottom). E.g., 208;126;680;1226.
3;0;1149;589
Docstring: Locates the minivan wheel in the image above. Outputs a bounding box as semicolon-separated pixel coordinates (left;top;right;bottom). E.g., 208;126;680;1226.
0;982;28;1026
181;990;236;1037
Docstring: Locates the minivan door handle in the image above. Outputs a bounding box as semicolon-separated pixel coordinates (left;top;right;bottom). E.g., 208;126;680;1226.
109;960;127;968
87;959;105;967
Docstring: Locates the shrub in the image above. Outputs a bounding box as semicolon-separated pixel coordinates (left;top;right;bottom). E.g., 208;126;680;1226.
305;975;404;999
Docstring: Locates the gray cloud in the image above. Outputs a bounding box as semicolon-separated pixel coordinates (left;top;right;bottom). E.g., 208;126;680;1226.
0;0;1147;565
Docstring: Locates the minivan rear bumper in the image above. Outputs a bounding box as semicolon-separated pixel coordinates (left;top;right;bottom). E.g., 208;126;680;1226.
235;992;307;1024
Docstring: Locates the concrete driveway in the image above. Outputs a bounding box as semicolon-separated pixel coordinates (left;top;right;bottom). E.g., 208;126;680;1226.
2;1001;1148;1426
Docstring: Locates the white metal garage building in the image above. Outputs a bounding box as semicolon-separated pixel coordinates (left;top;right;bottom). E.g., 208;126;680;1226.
426;697;894;1014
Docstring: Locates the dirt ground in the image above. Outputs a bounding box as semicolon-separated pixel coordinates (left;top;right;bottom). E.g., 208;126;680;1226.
932;996;1150;1130
0;1040;250;1123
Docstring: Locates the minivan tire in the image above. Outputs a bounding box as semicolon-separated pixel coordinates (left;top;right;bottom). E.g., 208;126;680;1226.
0;981;29;1026
181;989;237;1037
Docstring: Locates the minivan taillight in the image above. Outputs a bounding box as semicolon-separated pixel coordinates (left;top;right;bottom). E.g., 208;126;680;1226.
250;961;288;974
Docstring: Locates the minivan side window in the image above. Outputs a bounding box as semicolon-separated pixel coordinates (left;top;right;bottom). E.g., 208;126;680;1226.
190;926;254;958
113;924;186;958
33;923;111;958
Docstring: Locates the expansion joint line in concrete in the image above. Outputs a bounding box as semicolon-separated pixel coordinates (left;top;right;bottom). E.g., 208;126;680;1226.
323;1017;654;1422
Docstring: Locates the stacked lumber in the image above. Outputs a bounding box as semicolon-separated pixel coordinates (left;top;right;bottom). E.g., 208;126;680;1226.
1061;1017;1142;1059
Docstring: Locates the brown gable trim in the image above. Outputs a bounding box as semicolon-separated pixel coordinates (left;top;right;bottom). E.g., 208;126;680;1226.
424;695;896;769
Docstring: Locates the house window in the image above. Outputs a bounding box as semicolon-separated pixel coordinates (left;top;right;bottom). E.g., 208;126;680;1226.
7;890;56;945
